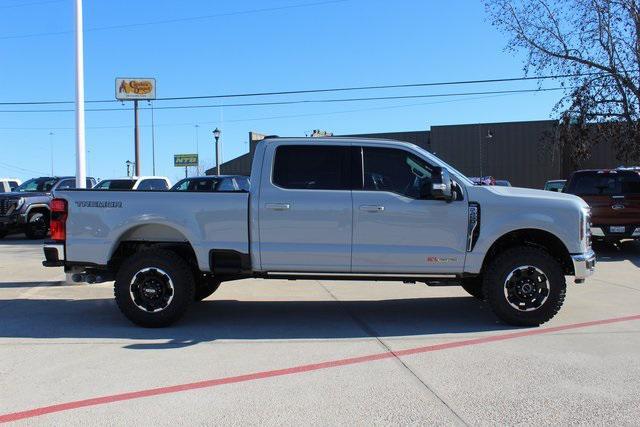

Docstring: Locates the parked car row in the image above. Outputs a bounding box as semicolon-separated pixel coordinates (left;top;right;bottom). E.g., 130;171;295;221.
0;174;250;239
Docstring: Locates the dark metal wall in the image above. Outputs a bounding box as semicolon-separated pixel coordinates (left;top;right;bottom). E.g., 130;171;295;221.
430;120;563;188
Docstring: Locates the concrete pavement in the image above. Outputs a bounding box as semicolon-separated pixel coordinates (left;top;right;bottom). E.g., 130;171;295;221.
0;236;639;425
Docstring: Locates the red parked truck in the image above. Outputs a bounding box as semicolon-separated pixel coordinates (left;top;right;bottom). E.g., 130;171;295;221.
564;168;640;242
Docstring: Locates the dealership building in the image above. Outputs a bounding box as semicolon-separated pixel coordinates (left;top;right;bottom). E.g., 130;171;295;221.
207;119;622;188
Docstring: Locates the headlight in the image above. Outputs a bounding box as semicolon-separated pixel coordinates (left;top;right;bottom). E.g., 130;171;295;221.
15;197;25;210
580;206;591;246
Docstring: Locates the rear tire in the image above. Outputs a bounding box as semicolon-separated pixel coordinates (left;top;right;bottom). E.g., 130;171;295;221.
461;277;484;300
194;275;221;301
483;246;566;326
25;211;48;239
114;249;195;327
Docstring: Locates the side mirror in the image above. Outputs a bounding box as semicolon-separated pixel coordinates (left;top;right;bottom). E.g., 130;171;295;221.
431;167;454;202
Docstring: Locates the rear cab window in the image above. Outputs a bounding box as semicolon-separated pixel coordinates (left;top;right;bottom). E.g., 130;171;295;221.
272;145;352;190
94;180;136;190
137;179;169;191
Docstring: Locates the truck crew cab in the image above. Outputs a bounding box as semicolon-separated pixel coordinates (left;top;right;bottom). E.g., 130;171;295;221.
43;137;595;327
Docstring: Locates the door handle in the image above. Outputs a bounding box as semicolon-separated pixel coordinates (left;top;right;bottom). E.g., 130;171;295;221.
266;203;291;211
360;205;384;212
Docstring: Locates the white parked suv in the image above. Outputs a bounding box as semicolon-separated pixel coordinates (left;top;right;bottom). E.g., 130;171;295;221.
44;137;595;328
0;178;21;193
92;176;171;191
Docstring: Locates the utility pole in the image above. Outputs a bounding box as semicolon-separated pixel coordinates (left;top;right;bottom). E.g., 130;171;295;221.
195;124;200;175
48;131;54;176
74;0;87;188
134;99;140;176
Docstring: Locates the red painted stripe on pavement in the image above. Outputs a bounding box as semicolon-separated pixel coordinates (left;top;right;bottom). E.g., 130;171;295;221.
1;313;639;423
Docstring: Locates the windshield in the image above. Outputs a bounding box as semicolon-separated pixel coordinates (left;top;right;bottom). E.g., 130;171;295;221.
171;178;222;192
14;177;57;193
412;145;474;186
565;171;640;195
93;179;136;190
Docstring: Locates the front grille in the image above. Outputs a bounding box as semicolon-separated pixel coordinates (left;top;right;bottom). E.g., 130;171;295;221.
0;199;18;216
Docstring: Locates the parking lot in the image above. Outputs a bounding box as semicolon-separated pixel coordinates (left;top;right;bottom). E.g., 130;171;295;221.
0;236;638;425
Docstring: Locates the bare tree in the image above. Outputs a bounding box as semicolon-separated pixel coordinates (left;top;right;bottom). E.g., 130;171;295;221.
486;0;640;165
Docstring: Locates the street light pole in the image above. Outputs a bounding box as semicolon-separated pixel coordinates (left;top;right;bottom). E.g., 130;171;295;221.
74;0;87;188
151;101;156;176
213;128;221;175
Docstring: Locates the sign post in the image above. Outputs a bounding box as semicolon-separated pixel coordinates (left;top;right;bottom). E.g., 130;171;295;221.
116;78;156;176
174;154;198;178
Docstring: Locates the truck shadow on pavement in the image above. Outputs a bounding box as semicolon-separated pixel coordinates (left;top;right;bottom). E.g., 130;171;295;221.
0;296;512;349
593;240;640;268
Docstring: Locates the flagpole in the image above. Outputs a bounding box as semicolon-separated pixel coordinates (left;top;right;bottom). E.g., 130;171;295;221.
74;0;87;188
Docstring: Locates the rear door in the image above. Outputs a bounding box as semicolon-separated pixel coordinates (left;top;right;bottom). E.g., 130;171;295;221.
258;143;353;272
351;145;468;274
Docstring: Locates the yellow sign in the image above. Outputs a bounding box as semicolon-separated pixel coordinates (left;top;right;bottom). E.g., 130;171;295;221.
115;78;156;100
174;154;198;167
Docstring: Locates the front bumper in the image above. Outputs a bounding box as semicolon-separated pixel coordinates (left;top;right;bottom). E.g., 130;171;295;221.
43;241;65;267
0;214;19;230
571;248;596;283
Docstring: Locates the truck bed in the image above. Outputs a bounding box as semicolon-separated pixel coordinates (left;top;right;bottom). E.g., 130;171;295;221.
56;190;249;272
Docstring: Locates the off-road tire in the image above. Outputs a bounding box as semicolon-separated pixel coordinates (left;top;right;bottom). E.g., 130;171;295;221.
483;246;566;326
194;275;221;301
461;277;484;300
25;211;48;239
114;249;195;327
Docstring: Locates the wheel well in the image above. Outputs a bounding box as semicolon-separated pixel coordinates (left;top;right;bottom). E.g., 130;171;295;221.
482;229;574;275
109;241;199;276
27;207;49;220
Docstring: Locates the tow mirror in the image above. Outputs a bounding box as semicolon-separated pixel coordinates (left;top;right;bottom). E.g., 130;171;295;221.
431;167;454;202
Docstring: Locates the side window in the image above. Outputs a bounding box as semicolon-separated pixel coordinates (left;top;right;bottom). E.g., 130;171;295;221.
138;179;168;190
216;178;237;192
362;147;434;199
57;179;76;190
236;177;250;191
273;145;351;190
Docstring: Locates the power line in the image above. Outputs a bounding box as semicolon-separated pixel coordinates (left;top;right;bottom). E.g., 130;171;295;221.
0;91;525;130
0;160;47;176
0;73;596;106
0;87;566;114
0;0;63;10
0;0;349;41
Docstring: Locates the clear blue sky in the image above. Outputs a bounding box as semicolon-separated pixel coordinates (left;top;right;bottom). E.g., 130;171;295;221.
0;0;564;183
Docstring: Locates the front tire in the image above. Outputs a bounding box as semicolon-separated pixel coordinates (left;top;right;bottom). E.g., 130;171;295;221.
461;277;484;300
25;211;48;239
114;249;195;327
483;246;566;326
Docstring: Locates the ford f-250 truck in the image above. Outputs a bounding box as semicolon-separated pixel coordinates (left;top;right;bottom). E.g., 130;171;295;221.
43;137;596;327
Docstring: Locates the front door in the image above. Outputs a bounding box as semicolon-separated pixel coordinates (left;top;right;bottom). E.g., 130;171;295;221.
351;146;468;274
258;143;353;272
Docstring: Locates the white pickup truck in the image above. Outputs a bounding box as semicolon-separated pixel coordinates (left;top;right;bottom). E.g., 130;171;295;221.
43;137;595;327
